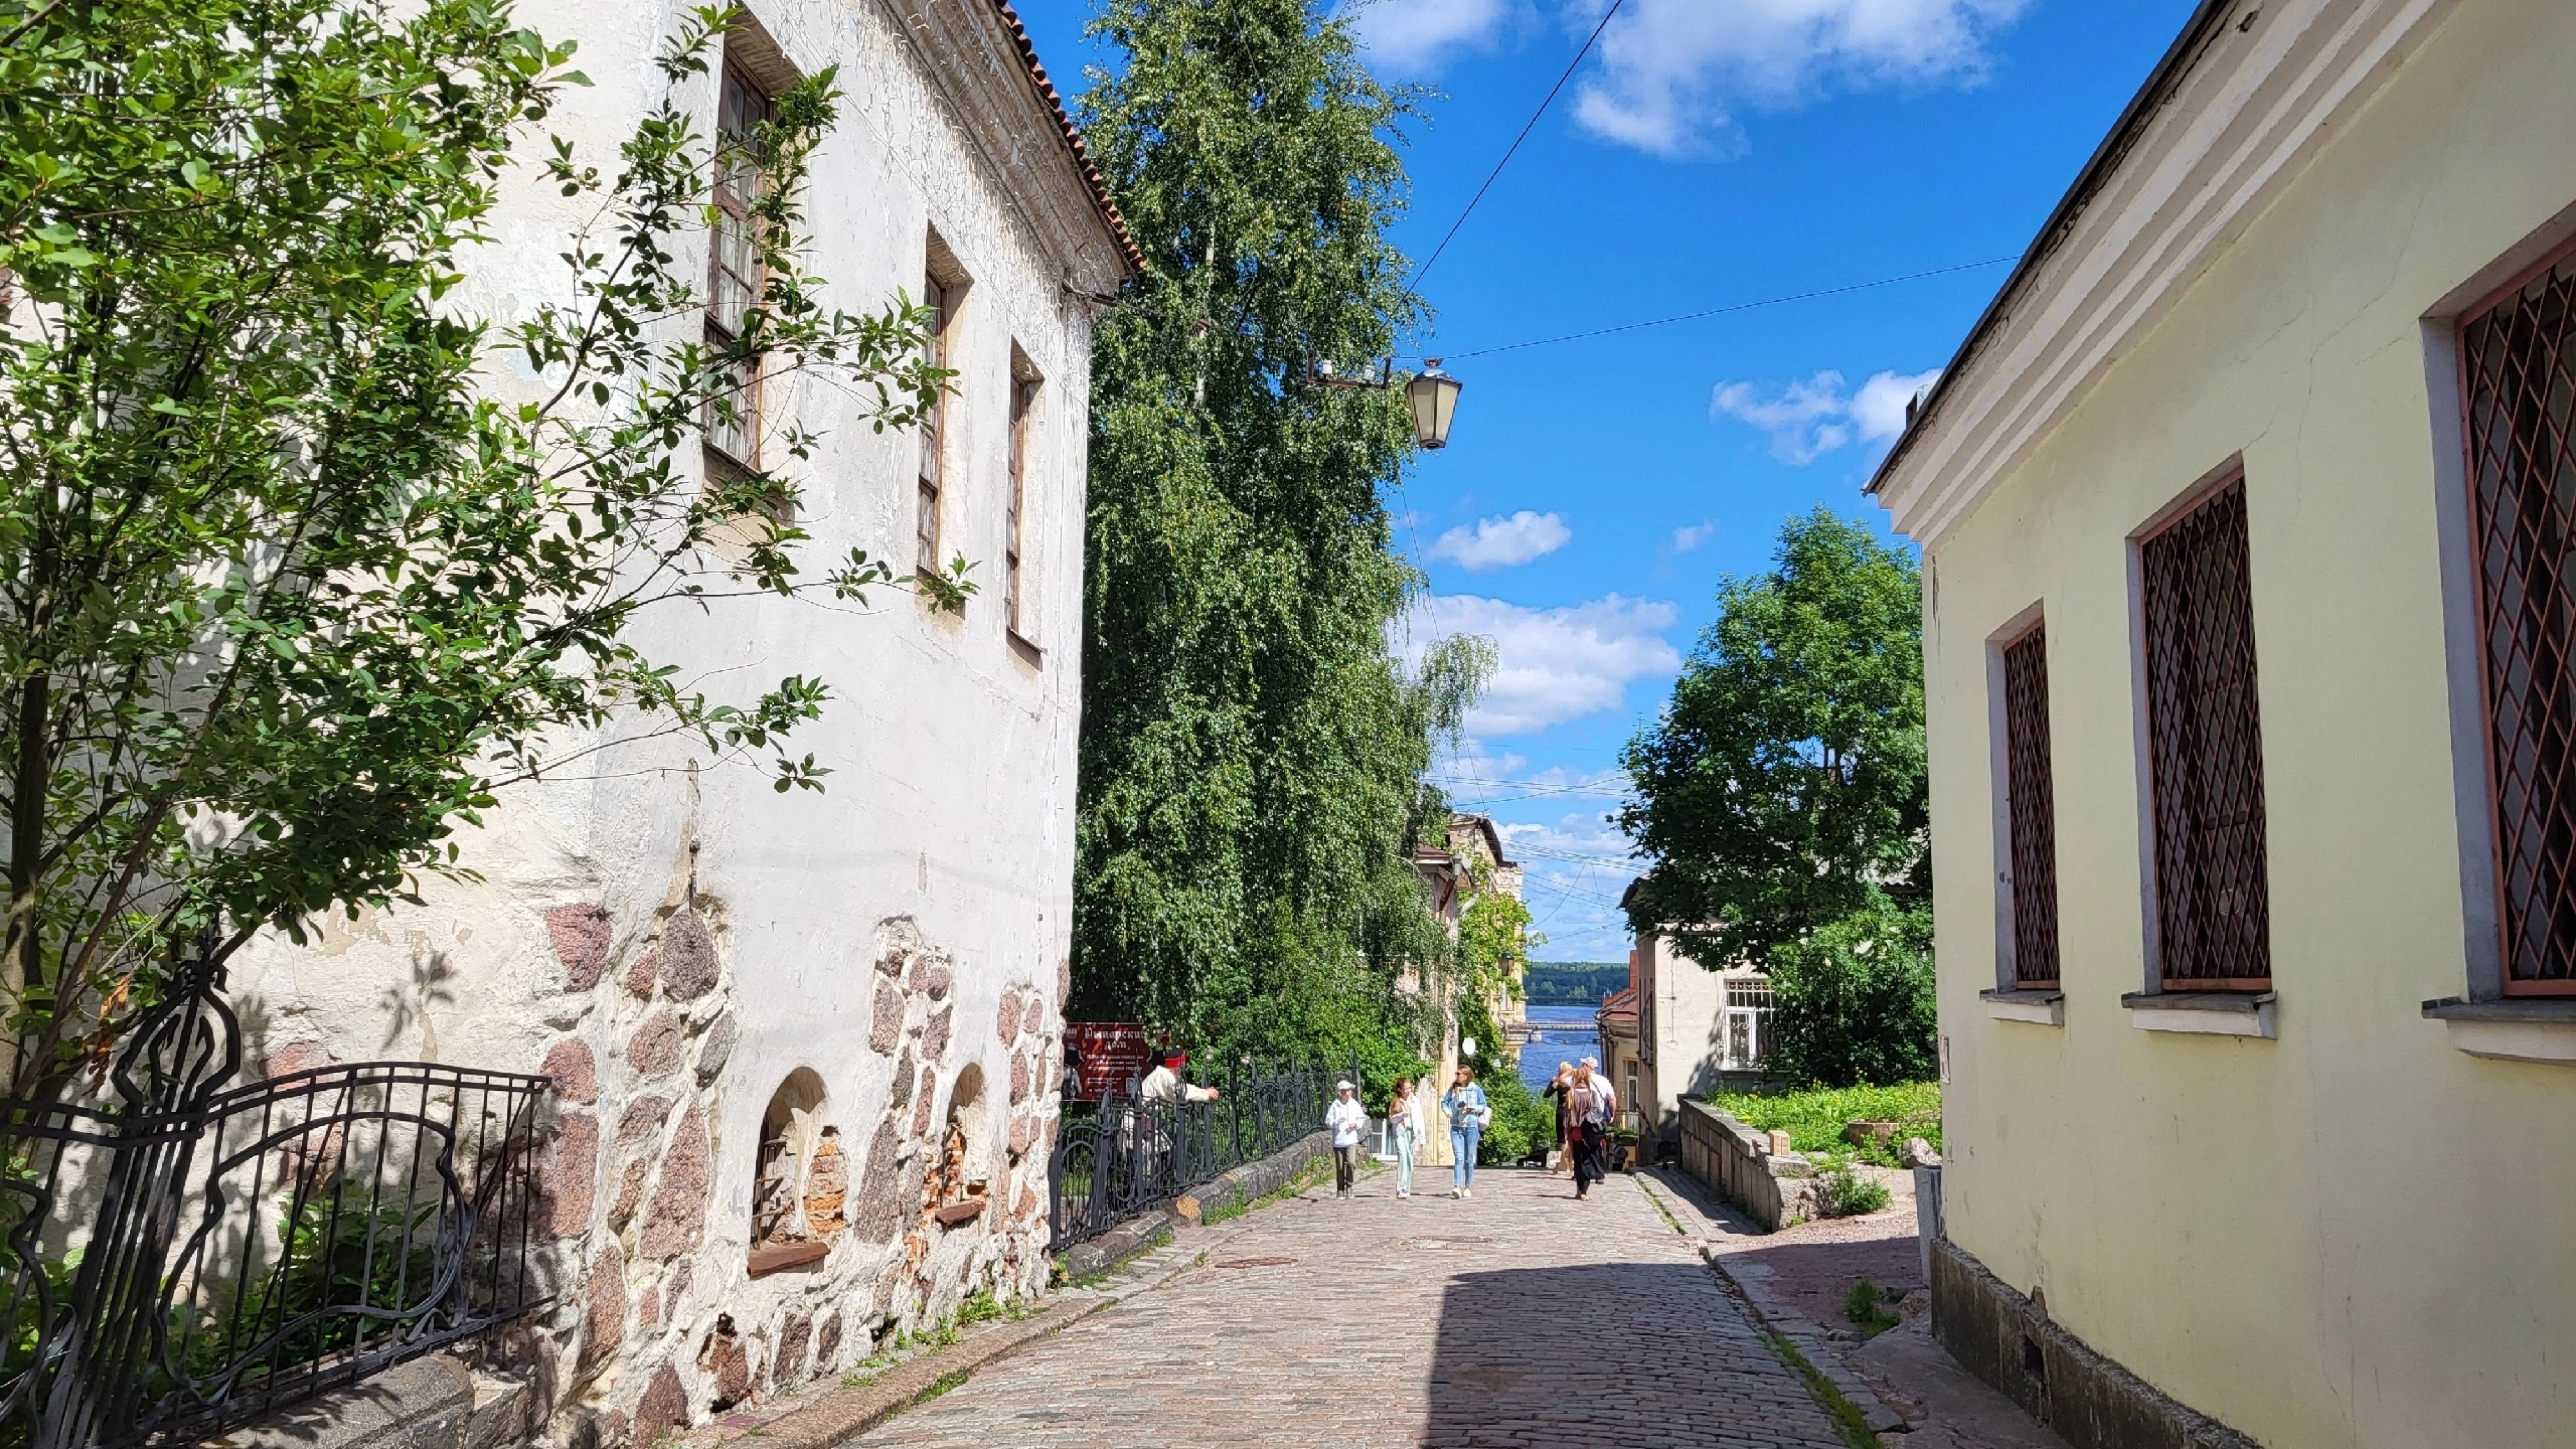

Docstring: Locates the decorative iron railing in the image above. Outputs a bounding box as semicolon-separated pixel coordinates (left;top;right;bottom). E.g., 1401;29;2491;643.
0;956;550;1449
1048;1060;1339;1253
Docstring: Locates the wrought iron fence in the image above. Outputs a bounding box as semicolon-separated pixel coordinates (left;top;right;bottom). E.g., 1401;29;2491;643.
0;957;550;1449
1048;1060;1339;1252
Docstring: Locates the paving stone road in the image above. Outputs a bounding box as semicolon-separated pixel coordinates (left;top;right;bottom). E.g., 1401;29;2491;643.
856;1164;1851;1449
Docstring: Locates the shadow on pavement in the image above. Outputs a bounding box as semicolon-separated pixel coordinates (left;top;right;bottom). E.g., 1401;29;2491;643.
1425;1260;1825;1449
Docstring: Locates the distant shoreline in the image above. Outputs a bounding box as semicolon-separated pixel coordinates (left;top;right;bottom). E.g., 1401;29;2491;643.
1523;961;1628;1007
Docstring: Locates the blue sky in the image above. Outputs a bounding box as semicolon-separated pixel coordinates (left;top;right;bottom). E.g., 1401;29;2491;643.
1016;0;2197;959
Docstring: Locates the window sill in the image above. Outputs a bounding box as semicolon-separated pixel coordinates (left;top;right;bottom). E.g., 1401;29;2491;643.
1007;630;1044;668
1980;987;2063;1026
2421;996;2576;1065
2119;990;2276;1039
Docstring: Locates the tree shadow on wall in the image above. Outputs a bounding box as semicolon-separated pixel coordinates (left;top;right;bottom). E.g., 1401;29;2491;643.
1426;1260;1822;1448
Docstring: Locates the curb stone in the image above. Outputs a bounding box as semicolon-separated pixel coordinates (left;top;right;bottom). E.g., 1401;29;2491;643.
1639;1166;1914;1442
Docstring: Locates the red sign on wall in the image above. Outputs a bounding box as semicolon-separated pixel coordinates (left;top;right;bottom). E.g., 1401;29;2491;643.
1062;1022;1151;1101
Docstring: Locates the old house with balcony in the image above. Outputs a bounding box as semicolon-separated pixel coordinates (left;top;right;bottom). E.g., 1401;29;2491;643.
220;3;1134;1444
1872;1;2576;1444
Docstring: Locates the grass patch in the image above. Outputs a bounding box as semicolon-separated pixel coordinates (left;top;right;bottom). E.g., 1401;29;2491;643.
916;1370;970;1402
1635;1178;1685;1236
1203;1155;1334;1226
1707;1081;1940;1168
1758;1326;1881;1449
1844;1280;1899;1337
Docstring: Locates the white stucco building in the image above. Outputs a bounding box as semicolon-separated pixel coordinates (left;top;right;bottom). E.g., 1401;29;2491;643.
225;2;1133;1443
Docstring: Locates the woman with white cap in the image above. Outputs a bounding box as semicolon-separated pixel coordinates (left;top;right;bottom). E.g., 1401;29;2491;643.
1324;1079;1370;1199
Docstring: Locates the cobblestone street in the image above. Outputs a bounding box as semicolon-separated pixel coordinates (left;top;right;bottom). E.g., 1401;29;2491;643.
856;1165;1850;1449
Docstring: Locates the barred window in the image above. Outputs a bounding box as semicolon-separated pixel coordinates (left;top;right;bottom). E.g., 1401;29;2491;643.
2140;477;2271;990
2002;622;2060;988
918;274;950;579
2462;241;2576;995
704;63;770;472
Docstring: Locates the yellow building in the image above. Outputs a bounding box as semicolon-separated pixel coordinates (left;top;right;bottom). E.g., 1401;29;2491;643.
1869;2;2576;1445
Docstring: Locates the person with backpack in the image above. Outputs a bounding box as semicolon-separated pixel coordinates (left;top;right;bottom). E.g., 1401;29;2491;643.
1441;1065;1489;1199
1567;1057;1618;1200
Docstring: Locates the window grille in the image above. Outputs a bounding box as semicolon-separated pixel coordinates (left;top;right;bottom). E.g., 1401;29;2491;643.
1006;377;1035;633
2462;242;2576;994
2002;622;2060;987
1725;979;1774;1010
2141;477;2272;989
918;274;948;578
704;64;769;471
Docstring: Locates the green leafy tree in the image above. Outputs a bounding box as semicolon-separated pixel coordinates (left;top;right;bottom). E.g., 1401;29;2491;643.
1071;0;1479;1072
1619;509;1931;1085
1763;901;1935;1087
0;0;946;1096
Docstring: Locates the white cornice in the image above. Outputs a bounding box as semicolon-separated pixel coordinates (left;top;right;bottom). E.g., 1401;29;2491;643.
1876;0;2458;551
877;0;1132;296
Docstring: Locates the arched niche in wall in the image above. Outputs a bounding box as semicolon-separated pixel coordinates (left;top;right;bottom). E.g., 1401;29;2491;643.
925;1063;988;1226
750;1067;844;1275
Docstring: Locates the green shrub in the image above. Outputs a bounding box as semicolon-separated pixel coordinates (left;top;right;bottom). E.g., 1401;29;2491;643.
1763;903;1935;1088
1816;1163;1892;1218
1844;1280;1898;1336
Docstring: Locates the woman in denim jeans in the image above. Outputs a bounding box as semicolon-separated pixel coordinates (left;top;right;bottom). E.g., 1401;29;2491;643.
1441;1065;1488;1199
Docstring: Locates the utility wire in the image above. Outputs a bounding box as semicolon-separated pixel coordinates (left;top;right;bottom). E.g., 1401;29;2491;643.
1444;254;2023;359
1403;0;1630;302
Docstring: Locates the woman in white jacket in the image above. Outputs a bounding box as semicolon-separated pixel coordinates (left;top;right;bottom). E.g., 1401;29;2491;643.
1386;1079;1424;1198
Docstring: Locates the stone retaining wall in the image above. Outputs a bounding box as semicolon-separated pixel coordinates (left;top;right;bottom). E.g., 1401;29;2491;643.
1677;1098;1816;1231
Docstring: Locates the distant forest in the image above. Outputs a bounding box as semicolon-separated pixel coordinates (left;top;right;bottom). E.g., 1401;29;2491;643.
1523;963;1629;1005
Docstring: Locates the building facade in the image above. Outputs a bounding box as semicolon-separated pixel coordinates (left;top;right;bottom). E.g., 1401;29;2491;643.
1614;922;1775;1152
224;3;1132;1444
1872;1;2576;1444
1407;813;1523;1165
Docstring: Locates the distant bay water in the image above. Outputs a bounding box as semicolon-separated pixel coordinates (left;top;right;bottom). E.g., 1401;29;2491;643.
1514;1004;1601;1096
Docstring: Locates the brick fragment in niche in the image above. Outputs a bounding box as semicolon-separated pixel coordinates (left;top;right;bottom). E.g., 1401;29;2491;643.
1010;1053;1029;1106
548;904;613;992
638;1285;661;1331
1009;1116;1031;1158
636;1103;710;1259
660;910;720;1001
1021;997;1043;1037
1016;1182;1038;1221
870;981;903;1054
922;1006;952;1065
632;1365;686;1445
925;964;951;1001
1057;957;1071;1006
996;989;1023;1045
611;1155;651;1231
541;1039;598;1104
627;1011;683;1077
622;948;659;1000
581;1241;625;1367
536;1113;598;1238
815;1313;843;1373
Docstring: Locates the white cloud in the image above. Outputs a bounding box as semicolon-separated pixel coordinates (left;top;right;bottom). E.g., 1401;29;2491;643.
1428;509;1574;571
1345;0;1518;72
1572;0;2031;156
1710;366;1937;465
1399;592;1680;736
1668;521;1716;553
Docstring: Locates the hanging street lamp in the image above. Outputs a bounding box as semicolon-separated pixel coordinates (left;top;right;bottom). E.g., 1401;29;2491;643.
1406;358;1462;450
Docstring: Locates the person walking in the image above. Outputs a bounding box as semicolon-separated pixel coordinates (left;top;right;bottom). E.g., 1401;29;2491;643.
1325;1080;1370;1199
1441;1065;1489;1199
1387;1079;1423;1198
1541;1062;1575;1175
1567;1057;1617;1200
